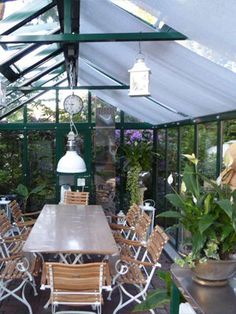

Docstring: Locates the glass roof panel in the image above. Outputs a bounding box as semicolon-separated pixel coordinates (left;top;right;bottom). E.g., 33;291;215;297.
0;0;55;34
43;72;67;87
0;0;58;80
31;66;65;87
111;0;157;26
10;6;59;36
14;44;60;71
1;0;33;20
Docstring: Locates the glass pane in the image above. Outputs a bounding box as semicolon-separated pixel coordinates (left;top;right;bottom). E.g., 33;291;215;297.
124;112;141;123
15;44;60;72
11;6;59;36
222;120;236;161
180;125;194;172
2;108;24;123
166;128;178;242
27;90;56;123
1;0;33;20
198;122;217;179
156;129;166;220
0;131;23;195
28;130;56;208
94;106;116;211
59;90;88;123
92;96;120;123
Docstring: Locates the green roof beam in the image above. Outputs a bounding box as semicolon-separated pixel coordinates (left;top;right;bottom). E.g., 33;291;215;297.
7;85;129;91
0;31;187;44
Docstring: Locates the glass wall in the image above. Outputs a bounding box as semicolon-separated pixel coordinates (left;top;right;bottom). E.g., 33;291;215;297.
28;130;56;208
0;131;23;195
198;122;217;179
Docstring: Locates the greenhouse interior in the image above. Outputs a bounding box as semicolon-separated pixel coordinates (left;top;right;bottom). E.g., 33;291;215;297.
0;1;236;314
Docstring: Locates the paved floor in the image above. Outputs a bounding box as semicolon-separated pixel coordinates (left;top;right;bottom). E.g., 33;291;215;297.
0;254;171;314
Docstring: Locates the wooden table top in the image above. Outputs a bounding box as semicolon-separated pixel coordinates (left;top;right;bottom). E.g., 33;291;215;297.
23;204;119;256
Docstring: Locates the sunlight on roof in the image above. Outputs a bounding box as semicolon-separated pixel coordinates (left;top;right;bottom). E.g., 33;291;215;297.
178;40;236;74
111;0;157;26
1;0;33;20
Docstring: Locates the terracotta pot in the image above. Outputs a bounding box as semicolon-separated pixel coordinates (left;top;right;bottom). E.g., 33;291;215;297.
193;259;236;286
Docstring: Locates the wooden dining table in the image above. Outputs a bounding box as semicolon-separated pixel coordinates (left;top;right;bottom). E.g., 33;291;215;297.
23;204;119;262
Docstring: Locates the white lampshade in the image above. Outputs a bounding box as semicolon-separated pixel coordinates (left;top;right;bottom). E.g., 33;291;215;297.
128;56;151;97
57;130;87;173
57;151;86;173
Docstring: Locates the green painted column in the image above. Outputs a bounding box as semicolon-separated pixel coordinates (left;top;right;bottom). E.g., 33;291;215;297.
170;282;180;314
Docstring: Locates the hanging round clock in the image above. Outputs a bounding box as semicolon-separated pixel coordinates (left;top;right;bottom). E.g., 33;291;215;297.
63;94;83;115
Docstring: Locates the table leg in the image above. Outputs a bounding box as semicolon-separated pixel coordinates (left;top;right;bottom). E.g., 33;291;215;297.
170;282;180;314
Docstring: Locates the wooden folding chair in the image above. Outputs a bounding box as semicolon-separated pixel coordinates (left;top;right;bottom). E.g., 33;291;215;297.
0;255;38;314
42;262;111;314
109;203;140;227
64;191;89;205
0;212;29;259
112;212;151;250
109;225;169;314
9;200;40;231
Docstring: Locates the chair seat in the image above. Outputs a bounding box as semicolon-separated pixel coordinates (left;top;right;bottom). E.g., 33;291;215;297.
0;260;26;280
117;264;146;285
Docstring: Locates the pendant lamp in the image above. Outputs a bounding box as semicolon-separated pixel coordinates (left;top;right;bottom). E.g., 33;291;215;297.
128;42;151;97
56;61;86;173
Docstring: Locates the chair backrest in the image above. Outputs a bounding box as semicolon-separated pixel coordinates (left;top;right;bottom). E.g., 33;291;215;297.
126;203;140;227
9;200;22;223
44;262;110;310
0;211;13;237
133;212;151;241
145;225;169;263
64;191;89;205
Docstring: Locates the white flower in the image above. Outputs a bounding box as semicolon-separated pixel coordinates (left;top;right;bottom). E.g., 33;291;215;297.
167;173;173;185
180;181;186;193
223;151;233;167
182;153;198;165
192;195;197;204
216;175;222;186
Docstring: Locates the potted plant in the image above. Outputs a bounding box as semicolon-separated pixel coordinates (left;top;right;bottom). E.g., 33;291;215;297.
121;130;153;205
158;153;236;285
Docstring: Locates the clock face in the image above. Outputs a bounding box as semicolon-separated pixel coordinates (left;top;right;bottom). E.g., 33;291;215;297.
63;94;83;115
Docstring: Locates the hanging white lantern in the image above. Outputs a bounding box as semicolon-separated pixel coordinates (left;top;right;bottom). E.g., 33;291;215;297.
128;56;151;97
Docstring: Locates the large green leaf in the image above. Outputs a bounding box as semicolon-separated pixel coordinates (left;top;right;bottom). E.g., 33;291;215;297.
183;164;199;197
15;184;29;198
217;199;233;219
133;290;169;311
30;184;46;195
198;214;215;234
192;232;205;256
157;211;182;219
221;225;233;241
166;193;186;210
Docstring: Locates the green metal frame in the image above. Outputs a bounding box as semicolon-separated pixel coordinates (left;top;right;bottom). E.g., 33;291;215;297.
0;31;187;44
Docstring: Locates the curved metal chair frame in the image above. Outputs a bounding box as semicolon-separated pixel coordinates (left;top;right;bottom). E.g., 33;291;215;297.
109;225;169;314
0;255;38;314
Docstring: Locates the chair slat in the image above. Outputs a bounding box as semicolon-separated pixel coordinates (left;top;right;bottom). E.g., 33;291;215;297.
64;191;89;205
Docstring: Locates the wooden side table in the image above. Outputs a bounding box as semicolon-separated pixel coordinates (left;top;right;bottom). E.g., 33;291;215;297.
170;263;236;314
